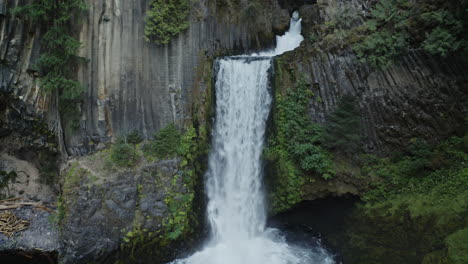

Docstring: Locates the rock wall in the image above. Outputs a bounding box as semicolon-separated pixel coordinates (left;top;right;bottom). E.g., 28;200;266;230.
0;0;290;155
271;1;467;201
60;158;185;263
277;2;468;155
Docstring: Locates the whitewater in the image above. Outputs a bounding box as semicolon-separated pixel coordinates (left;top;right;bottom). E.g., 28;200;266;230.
172;11;334;264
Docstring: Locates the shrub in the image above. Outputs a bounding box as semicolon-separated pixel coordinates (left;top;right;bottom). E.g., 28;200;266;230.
242;1;261;24
350;135;468;263
127;130;144;145
421;10;464;56
110;142;140;167
144;0;190;45
422;27;463;56
267;76;335;212
275;78;335;178
353;0;467;68
446;228;468;264
353;30;409;68
143;123;181;159
324;95;361;155
362;136;468;202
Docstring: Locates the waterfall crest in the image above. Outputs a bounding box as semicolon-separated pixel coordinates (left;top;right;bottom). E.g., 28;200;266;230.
172;12;334;264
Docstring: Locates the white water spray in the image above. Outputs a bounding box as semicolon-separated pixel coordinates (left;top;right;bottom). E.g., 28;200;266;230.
172;12;334;264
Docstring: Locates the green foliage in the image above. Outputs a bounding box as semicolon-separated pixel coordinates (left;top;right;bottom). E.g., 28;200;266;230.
126;130;144;145
353;30;409;68
446;228;468;264
267;76;335;212
324;95;361;155
120;124;206;260
144;0;190;45
421;10;465;56
12;0;87;24
163;180;195;240
13;0;87;129
143;123;181;159
177;126;197;166
242;0;261;24
110;142;141;167
50;195;66;225
344;135;468;264
273;78;334;177
162;125;198;240
352;0;411;68
362;136;468;203
422;27;463;56
353;0;467;68
316;2;363;51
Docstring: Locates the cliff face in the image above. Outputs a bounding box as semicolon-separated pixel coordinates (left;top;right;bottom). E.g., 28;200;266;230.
279;47;467;154
278;2;468;155
0;0;290;155
272;1;467;201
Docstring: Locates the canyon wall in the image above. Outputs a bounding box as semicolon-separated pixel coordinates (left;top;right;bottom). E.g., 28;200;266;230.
0;0;290;155
279;1;467;155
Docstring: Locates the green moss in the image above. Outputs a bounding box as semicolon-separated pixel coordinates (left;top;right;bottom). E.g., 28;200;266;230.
362;136;468;203
63;163;79;193
54;163;94;227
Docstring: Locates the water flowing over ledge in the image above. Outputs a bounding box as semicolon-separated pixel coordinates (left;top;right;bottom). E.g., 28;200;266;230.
172;12;334;264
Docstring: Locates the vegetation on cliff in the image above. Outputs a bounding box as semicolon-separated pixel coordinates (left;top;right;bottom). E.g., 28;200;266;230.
266;60;335;212
142;123;181;160
342;135;468;263
308;0;467;68
110;140;141;168
323;95;361;156
353;0;468;68
12;0;87;130
118;123;208;261
56;122;209;261
144;0;190;45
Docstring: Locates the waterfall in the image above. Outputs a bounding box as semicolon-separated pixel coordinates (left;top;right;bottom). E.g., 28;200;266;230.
172;12;334;264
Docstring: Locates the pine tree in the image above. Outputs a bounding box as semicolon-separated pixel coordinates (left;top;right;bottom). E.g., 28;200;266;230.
324;95;362;155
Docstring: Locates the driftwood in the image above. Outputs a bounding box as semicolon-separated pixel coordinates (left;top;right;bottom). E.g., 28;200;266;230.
0;211;29;237
0;198;53;212
0;198;54;236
